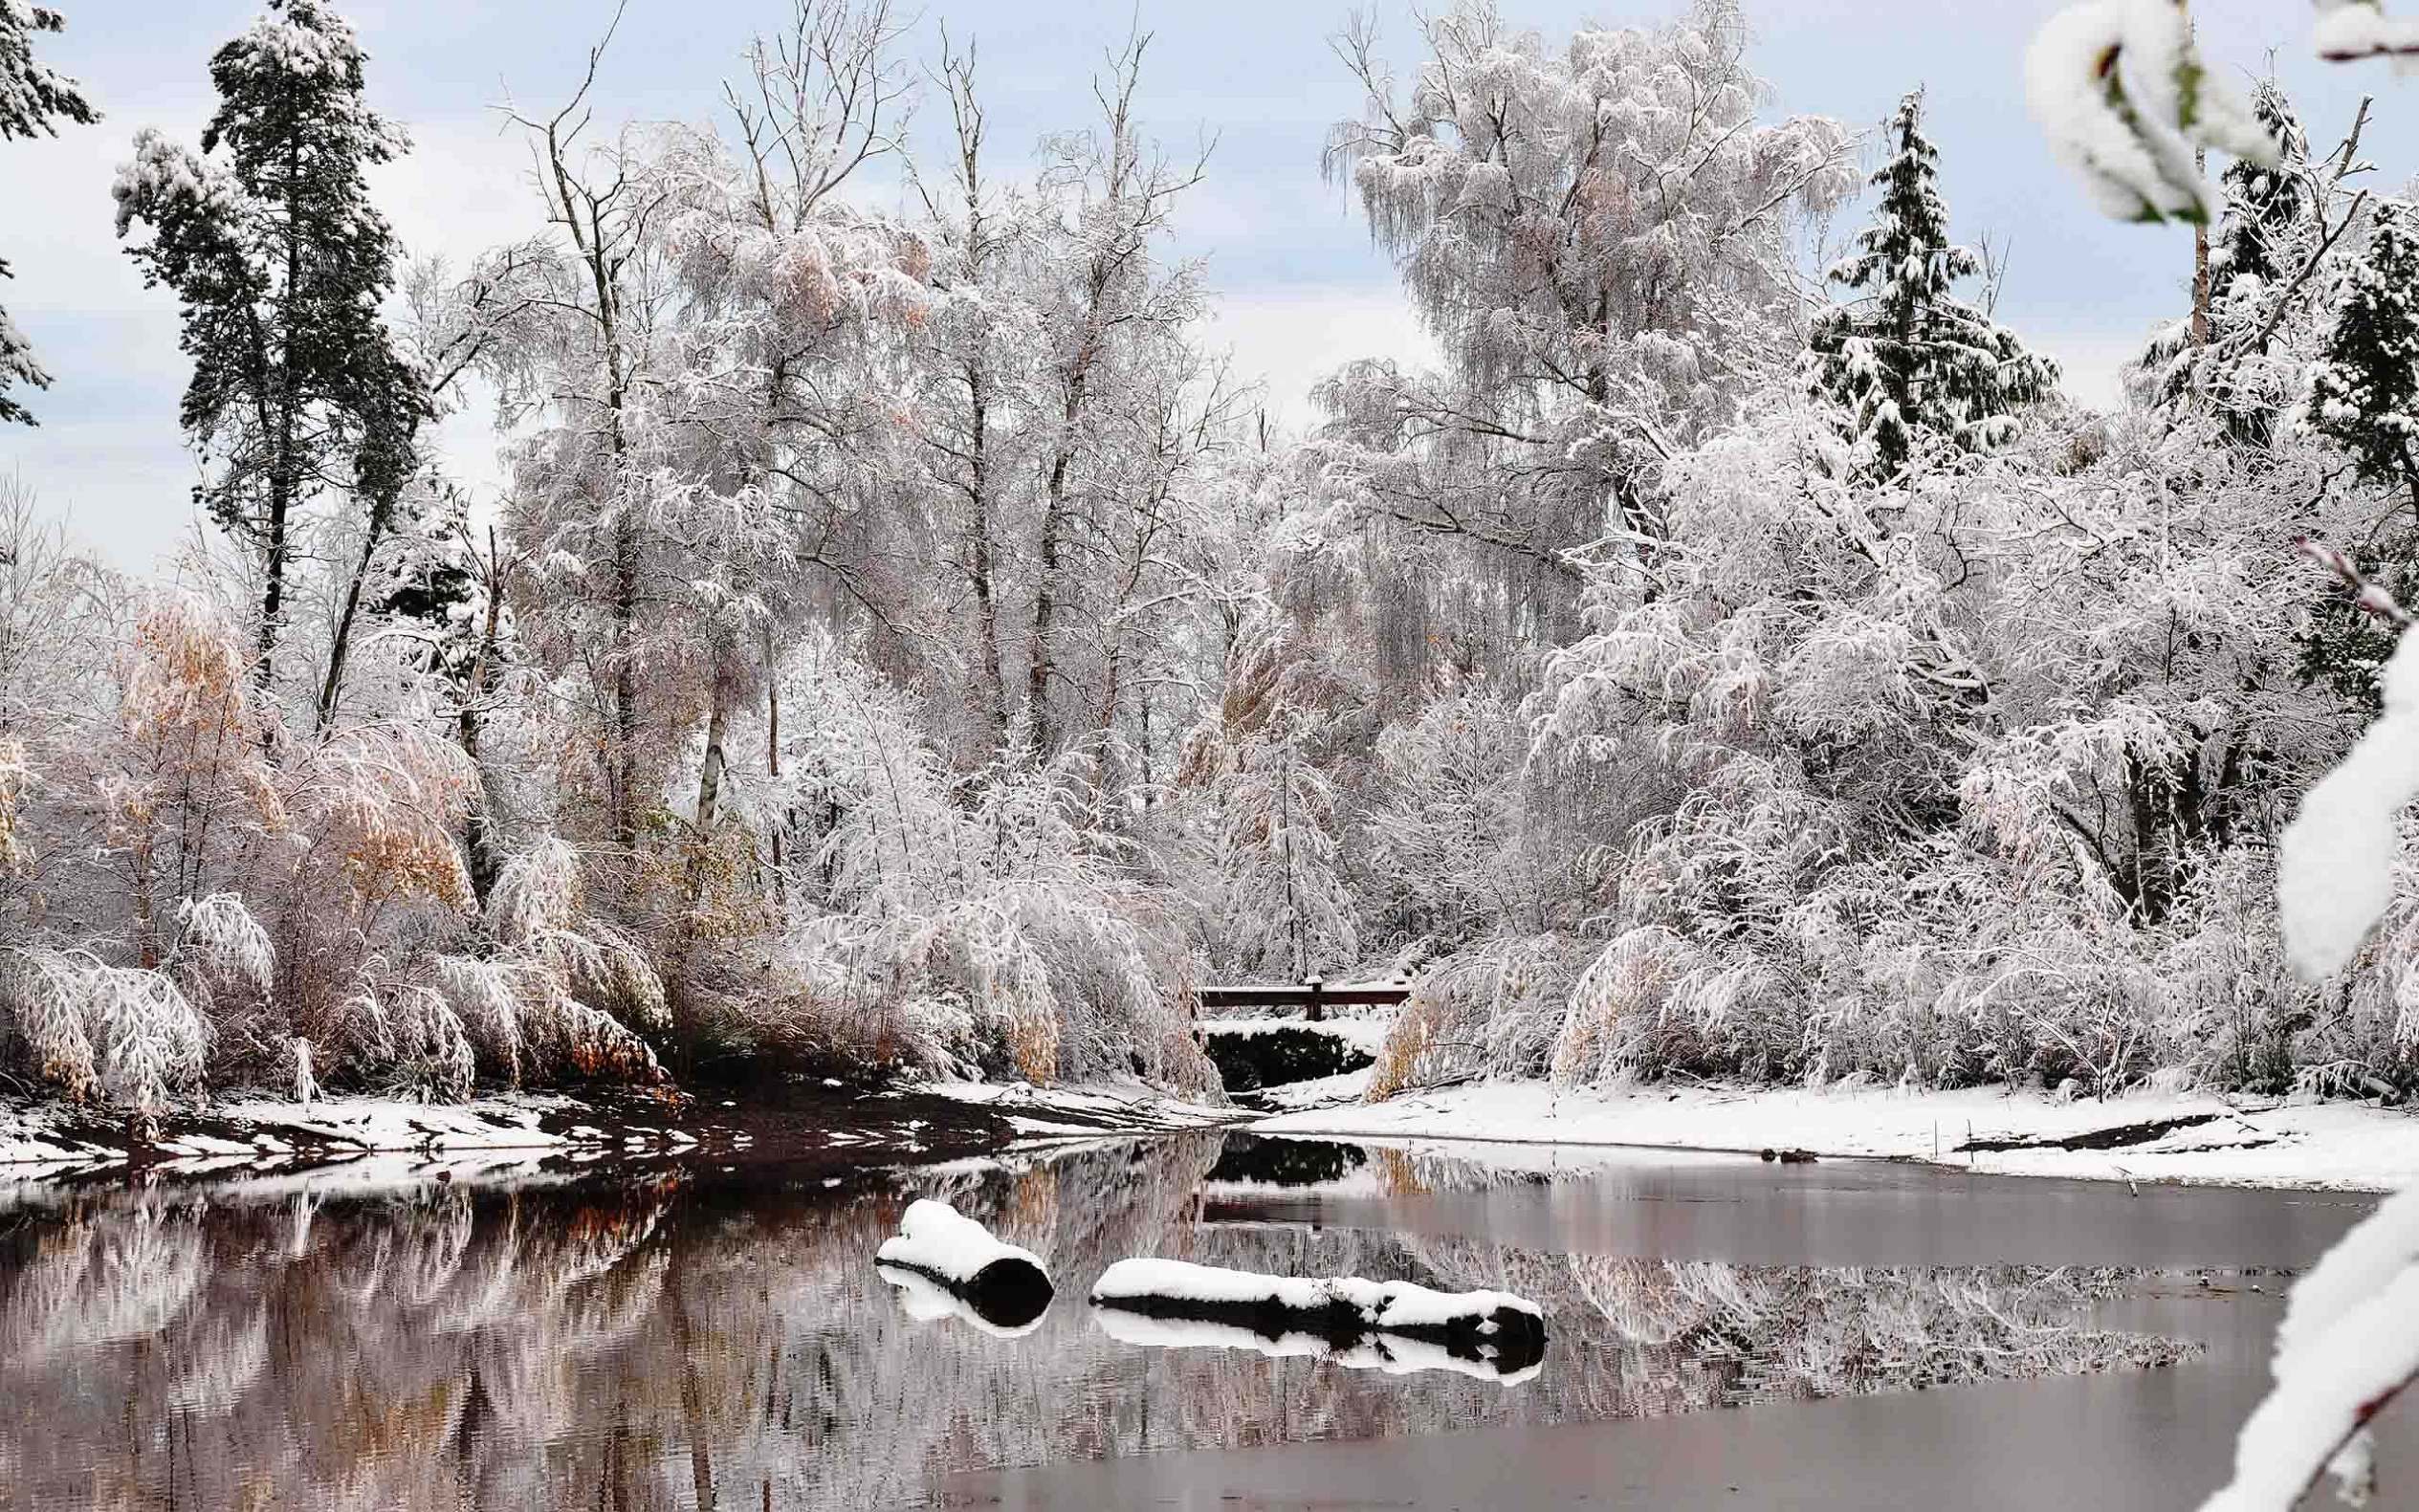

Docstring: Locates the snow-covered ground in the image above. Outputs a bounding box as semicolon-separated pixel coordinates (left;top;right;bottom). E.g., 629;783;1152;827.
0;1080;1237;1179
925;1081;1246;1138
1253;1082;2419;1193
0;1091;608;1171
1197;1013;1396;1056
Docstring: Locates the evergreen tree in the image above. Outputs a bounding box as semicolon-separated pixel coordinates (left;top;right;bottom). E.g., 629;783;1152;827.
111;0;424;693
0;3;98;425
2312;202;2419;516
2210;82;2311;302
1806;89;2057;475
2136;81;2313;441
2301;204;2419;709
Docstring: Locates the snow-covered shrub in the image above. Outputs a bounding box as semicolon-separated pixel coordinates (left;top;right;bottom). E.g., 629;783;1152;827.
0;949;209;1118
1368;933;1581;1099
489;838;668;1037
751;639;1220;1093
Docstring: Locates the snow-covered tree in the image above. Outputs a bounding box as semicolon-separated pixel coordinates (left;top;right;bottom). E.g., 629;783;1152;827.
2212;83;2314;299
1318;0;1855;578
111;0;422;695
0;2;97;425
1805;90;2058;474
2313;202;2419;517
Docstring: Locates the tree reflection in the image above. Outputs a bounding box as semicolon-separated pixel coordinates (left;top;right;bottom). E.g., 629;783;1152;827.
0;1136;2189;1510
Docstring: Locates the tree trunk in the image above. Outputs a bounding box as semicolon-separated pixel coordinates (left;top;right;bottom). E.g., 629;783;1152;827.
764;625;784;906
313;520;385;731
258;467;291;695
2192;148;2211;346
609;507;640;851
456;558;505;908
694;683;729;835
1029;366;1089;754
966;365;1007;745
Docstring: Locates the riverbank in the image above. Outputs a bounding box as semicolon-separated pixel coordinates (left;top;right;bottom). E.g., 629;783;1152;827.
0;1076;1241;1185
1251;1080;2419;1192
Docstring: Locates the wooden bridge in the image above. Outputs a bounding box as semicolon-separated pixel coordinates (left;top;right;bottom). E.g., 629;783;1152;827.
1198;980;1410;1019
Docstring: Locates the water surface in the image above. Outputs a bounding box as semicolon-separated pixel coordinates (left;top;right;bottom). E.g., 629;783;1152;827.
0;1133;2402;1509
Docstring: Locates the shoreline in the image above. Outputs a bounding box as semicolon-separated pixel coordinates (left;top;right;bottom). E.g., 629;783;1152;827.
1250;1080;2419;1193
0;1078;1242;1187
12;1072;2418;1195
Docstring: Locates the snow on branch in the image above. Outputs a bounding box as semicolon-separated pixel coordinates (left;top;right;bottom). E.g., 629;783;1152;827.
2200;1187;2419;1509
2316;0;2419;63
2026;0;2280;223
2276;543;2419;979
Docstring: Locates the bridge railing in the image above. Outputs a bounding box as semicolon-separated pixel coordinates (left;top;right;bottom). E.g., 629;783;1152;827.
1198;982;1409;1020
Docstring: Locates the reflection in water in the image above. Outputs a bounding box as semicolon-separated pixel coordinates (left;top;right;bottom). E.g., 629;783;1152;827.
875;1262;1047;1340
1091;1306;1548;1386
1204;1132;1369;1188
0;1135;2190;1511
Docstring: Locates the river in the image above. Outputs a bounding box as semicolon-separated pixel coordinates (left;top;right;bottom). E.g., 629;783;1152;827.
0;1132;2401;1509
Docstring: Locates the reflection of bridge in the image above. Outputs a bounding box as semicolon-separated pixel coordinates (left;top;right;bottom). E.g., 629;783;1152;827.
1199;981;1409;1019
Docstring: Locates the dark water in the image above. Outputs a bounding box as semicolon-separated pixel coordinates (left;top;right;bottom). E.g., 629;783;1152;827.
0;1133;2403;1511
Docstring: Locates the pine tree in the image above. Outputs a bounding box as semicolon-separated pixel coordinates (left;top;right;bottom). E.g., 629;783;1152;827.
0;3;98;426
111;0;424;694
1806;89;2057;476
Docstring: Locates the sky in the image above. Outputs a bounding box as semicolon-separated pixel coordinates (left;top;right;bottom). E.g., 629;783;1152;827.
2;0;2411;571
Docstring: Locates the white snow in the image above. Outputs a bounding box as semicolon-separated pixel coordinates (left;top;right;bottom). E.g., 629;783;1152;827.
2315;0;2419;63
921;1081;1245;1138
0;1091;608;1169
2027;4;2205;223
2278;630;2419;978
2026;1;2277;224
1249;1066;1375;1113
1253;1081;2419;1192
1089;1257;1538;1337
874;1197;1048;1289
1199;1014;1394;1056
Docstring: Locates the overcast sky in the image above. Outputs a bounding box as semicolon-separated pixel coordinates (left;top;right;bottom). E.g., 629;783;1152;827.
4;0;2410;571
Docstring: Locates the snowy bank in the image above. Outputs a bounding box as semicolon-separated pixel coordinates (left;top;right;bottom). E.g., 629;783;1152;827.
874;1198;1054;1332
0;1078;1245;1181
1253;1082;2419;1192
0;1091;610;1170
1089;1257;1546;1377
921;1081;1244;1138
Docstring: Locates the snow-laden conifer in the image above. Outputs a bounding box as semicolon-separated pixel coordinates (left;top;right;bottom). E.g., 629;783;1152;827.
0;2;97;425
2312;202;2419;517
1804;91;2058;475
111;0;423;694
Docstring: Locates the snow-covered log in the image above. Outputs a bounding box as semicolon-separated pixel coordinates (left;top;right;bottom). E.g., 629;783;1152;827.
1088;1258;1546;1378
1091;1305;1543;1385
872;1199;1053;1331
875;1258;1050;1340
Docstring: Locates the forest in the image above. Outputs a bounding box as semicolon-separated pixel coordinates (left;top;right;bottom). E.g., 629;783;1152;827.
7;0;2419;1126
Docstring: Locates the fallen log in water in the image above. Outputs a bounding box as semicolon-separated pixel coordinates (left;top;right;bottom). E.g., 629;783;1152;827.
1088;1257;1546;1379
874;1198;1054;1332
